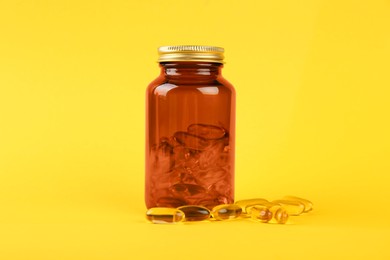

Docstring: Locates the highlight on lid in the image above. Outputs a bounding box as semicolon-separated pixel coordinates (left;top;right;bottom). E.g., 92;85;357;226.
157;45;225;63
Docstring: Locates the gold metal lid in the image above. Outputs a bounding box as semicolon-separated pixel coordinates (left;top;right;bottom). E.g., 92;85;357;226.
158;45;225;63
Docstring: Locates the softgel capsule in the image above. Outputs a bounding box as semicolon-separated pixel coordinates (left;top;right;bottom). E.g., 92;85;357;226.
249;206;273;223
146;196;313;224
177;205;210;221
271;200;305;216
211;204;242;220
146;207;185;224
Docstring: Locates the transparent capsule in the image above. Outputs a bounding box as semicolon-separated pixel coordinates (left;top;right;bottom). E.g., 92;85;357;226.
212;204;242;220
271;199;305;216
195;196;229;210
198;140;225;169
274;207;289;224
146;207;185;224
177;205;211;221
234;198;270;213
195;168;227;186
283;196;313;212
173;131;209;150
168;170;198;186
208;179;232;199
151;142;173;174
170;183;206;197
156;197;186;208
172;146;200;169
250;206;273;223
187;124;226;140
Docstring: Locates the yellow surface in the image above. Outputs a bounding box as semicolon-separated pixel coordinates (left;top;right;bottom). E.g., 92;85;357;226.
0;0;389;259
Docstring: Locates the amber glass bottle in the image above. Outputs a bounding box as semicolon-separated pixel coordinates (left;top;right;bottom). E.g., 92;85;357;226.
145;46;236;209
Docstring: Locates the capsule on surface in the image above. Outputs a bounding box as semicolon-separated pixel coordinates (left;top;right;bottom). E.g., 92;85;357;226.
283;196;313;212
212;204;242;220
271;199;305;216
234;198;270;213
250;206;273;223
273;207;289;224
146;207;185;224
177;205;211;221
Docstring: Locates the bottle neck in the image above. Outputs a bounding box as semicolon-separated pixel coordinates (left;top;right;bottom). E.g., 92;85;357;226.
160;62;223;83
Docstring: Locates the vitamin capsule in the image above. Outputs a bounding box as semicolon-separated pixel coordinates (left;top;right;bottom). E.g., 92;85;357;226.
235;198;270;213
170;183;206;196
283;196;313;212
271;199;305;216
173;131;210;150
146;207;185;224
274;207;289;224
246;203;278;219
250;206;273;223
156;197;186;208
195;168;227;186
212;204;242;220
177;205;211;221
198;140;225;169
157;137;174;153
196;195;231;209
187;124;226;140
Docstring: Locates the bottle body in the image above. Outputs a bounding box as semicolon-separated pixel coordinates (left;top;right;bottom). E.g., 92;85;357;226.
145;61;235;209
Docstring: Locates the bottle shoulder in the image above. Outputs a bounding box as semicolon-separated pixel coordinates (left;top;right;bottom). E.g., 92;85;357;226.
148;74;234;89
147;77;234;97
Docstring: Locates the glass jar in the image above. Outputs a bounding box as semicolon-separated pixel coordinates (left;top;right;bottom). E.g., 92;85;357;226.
145;45;236;209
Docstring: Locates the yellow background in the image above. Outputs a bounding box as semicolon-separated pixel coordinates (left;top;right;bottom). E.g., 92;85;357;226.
1;0;389;259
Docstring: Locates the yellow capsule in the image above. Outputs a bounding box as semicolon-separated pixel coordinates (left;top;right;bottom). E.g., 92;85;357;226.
274;207;289;224
245;203;276;217
146;207;184;224
177;205;211;221
234;198;270;213
212;204;242;220
283;196;313;212
250;206;273;223
271;199;305;216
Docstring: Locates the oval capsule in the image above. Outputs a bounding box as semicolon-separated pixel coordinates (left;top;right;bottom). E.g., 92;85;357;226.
271;199;305;216
146;207;185;224
177;205;211;221
173;131;210;150
212;204;242;220
170;183;206;197
156;197;186;208
250;205;273;223
283;196;313;212
196;196;231;210
187;124;226;140
274;207;289;224
235;198;272;214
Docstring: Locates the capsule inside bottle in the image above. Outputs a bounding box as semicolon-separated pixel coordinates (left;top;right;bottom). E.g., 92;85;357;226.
146;207;185;224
